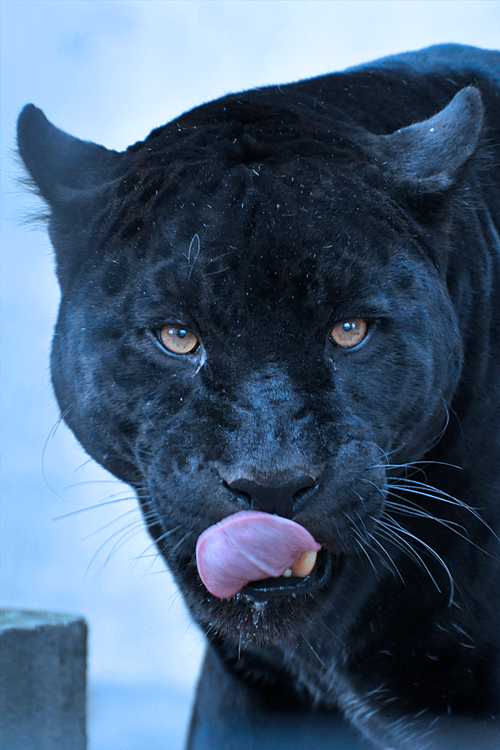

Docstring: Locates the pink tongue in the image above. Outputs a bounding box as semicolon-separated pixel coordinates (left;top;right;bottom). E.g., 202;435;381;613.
196;510;321;599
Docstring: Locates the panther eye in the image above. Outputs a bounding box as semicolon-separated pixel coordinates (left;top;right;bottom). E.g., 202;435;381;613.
159;326;199;354
330;319;368;348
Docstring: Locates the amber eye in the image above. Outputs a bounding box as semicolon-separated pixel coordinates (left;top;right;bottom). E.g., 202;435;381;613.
159;326;199;354
330;318;368;348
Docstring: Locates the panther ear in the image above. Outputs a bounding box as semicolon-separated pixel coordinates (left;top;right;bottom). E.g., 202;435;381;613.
369;87;484;193
17;104;124;204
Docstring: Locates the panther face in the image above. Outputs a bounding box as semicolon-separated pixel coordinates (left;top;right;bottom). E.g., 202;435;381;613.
45;145;461;645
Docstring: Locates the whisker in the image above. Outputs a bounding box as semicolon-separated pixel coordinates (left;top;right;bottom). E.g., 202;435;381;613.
385;496;470;536
387;478;500;545
83;510;143;542
364;529;406;583
53;495;137;521
85;520;148;575
153;525;183;546
301;634;327;669
375;516;455;605
375;527;424;572
100;525;153;569
41;409;73;501
64;480;130;490
360;477;387;499
372;460;463;473
142;409;159;434
352;527;379;577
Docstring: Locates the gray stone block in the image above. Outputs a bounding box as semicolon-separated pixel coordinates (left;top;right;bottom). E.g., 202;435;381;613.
0;610;87;750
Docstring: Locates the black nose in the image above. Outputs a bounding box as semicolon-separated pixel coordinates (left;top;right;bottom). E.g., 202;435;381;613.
228;475;316;518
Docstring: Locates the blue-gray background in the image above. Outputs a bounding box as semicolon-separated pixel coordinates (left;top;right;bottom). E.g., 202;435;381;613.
1;2;499;748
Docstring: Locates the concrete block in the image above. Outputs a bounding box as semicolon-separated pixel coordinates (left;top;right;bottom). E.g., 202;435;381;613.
0;609;87;750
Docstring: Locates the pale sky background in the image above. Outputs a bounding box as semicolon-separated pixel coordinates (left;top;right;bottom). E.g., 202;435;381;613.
1;2;499;748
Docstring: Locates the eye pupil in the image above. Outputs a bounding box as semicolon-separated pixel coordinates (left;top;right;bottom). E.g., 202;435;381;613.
160;326;199;354
330;318;368;349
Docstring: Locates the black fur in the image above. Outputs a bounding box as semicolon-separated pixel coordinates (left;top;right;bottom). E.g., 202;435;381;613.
18;44;500;748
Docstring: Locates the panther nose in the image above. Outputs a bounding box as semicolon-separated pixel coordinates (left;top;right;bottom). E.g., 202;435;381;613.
227;475;316;518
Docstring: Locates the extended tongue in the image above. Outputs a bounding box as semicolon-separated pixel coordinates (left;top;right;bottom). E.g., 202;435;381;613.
196;511;322;599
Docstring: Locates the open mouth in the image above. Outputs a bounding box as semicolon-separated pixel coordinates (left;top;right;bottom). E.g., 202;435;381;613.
239;549;343;601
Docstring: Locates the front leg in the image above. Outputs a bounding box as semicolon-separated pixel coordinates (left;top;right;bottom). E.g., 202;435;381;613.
185;645;372;749
338;693;500;750
186;646;500;750
404;714;500;750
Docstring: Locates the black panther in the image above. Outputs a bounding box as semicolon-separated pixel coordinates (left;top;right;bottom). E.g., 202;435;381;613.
17;44;500;749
